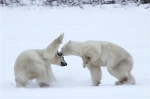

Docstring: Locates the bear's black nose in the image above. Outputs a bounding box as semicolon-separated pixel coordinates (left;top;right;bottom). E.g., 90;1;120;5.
61;62;67;66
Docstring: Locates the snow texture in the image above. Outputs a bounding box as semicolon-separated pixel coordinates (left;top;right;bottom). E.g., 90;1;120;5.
0;5;149;99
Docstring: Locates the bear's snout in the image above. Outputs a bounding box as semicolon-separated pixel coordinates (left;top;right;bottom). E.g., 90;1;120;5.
61;62;67;66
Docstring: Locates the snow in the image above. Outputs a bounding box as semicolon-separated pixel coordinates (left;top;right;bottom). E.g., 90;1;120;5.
0;5;149;99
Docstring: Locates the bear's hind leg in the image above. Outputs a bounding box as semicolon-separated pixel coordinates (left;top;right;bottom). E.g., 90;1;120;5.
15;77;28;87
107;59;131;85
126;72;135;85
107;66;129;85
115;77;128;85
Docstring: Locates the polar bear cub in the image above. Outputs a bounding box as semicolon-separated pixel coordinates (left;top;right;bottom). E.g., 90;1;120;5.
60;40;135;86
14;33;67;87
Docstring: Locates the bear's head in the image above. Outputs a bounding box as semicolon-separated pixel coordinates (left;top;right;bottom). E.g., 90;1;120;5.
59;40;72;56
52;52;67;66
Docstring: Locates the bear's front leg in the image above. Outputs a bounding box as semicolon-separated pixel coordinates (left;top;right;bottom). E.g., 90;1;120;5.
46;65;57;83
36;69;49;87
82;55;90;68
87;64;102;86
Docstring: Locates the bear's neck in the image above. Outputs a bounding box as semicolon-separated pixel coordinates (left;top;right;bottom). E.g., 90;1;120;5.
70;41;83;57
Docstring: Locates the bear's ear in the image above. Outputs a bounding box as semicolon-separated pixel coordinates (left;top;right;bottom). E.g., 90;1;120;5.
57;50;63;56
66;40;71;51
57;52;63;56
68;40;71;44
59;33;64;44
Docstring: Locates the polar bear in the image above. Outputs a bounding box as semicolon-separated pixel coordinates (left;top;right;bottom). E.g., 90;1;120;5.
59;40;135;86
14;33;67;87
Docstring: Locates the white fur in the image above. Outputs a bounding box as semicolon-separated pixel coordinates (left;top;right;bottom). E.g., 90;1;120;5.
61;40;135;86
14;33;66;87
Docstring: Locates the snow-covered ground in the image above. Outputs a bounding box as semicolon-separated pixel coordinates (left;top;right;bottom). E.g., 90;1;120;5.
0;5;149;99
